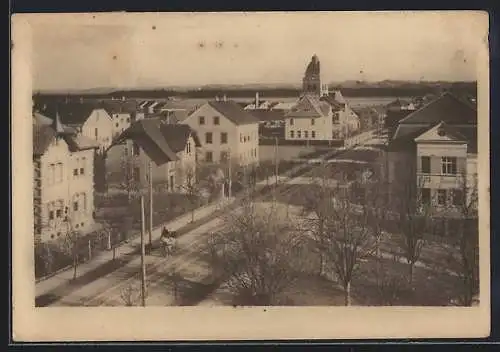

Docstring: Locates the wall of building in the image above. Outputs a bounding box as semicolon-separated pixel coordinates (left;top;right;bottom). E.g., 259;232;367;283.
38;137;95;243
111;112;132;139
285;115;333;141
183;104;238;164
81;109;114;152
235;123;259;166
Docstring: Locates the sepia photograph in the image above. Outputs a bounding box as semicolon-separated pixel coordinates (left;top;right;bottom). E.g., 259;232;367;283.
12;11;490;341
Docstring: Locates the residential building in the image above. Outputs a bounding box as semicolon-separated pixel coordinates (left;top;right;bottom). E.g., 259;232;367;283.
33;113;100;244
386;92;477;218
100;100;139;139
285;94;333;141
183;100;260;167
34;102;114;152
112;119;201;192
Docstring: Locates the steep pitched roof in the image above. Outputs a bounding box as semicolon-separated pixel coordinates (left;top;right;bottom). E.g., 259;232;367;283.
33;112;98;156
286;95;330;118
398;92;477;125
100;100;139;115
37;102;99;126
113;119;179;166
319;95;344;112
159;123;202;153
207;101;259;125
248;110;286;122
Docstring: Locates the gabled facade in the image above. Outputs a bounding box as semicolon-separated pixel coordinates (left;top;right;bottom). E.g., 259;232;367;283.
386;92;478;217
183;101;260;167
285;94;333;141
33;113;100;244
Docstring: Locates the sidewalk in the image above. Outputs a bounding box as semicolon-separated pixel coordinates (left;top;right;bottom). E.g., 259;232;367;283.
36;197;236;298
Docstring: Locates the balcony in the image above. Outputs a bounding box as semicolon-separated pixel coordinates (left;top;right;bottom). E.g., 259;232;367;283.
417;173;465;189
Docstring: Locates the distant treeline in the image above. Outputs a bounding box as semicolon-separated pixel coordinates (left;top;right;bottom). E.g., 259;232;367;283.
34;82;477;101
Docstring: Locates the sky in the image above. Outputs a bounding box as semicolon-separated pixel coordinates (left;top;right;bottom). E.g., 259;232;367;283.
29;12;487;91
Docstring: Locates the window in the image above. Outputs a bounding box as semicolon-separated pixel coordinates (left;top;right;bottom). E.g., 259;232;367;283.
311;118;315;126
56;209;63;218
304;131;309;139
56;163;63;183
186;141;191;154
297;130;302;138
49;209;55;220
133;167;141;183
115;123;119;128
73;200;79;212
213;116;220;125
82;193;87;212
221;132;228;144
205;151;213;162
290;130;294;138
199;116;205;125
240;133;243;143
205;132;213;144
437;189;447;206
80;157;85;175
441;157;457;175
452;189;464;206
333;114;339;123
311;131;316;139
220;151;228;162
95;128;98;139
290;118;294;126
126;117;130;122
421;156;430;173
73;168;78;176
421;188;431;205
132;142;140;156
49;164;55;185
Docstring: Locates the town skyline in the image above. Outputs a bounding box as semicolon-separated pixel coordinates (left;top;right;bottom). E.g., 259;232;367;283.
31;12;482;91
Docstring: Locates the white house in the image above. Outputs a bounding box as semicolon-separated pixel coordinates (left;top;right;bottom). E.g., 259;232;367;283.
33;113;100;244
285;94;333;141
183;100;260;167
387;92;478;218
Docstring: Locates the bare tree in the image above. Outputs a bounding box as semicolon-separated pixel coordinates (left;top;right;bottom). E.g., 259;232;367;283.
442;172;479;306
320;183;379;306
394;171;431;286
205;200;306;306
180;166;203;223
120;283;142;306
299;162;336;277
118;144;140;204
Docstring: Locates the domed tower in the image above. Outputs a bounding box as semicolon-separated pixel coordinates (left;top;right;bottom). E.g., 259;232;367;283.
302;54;321;96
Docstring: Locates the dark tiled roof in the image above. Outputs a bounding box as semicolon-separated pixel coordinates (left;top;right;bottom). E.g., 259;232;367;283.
113;119;179;166
398;92;477;125
33;113;98;156
36;102;98;126
248;110;286;122
159;123;202;153
207;101;259;125
320;95;344;112
286;95;330;118
100;100;139;115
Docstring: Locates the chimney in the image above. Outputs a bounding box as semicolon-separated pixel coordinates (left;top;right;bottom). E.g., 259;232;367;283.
255;92;260;108
215;95;219;102
223;94;227;102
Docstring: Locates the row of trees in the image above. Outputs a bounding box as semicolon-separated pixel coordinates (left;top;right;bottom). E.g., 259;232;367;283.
199;161;479;307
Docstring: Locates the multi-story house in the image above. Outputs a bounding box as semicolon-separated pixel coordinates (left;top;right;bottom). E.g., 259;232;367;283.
386;92;477;219
112;119;202;192
33;113;100;244
35;102;114;152
183;100;260;167
285;94;333;141
100;99;139;139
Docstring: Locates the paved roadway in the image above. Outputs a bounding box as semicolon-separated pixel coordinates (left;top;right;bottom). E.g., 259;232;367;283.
43;131;386;307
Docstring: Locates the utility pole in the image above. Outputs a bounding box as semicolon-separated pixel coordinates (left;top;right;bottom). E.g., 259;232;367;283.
228;150;232;199
274;136;279;202
148;159;153;247
140;195;147;307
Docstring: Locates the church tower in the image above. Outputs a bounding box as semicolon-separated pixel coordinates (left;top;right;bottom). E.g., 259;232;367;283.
302;54;321;96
